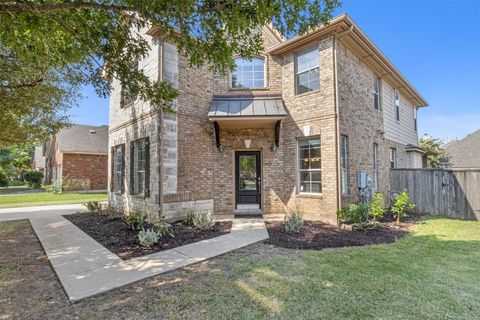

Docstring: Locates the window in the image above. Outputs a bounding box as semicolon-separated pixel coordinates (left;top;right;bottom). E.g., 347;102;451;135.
130;138;150;196
231;57;266;89
414;107;418;131
112;144;125;193
390;148;397;169
295;46;320;94
121;60;138;107
373;143;379;191
340;135;349;195
298;137;321;194
374;76;382;110
395;89;400;121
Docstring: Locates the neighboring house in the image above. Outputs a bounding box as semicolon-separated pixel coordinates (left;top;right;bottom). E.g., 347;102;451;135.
31;146;46;174
444;129;480;168
44;124;109;191
106;14;428;225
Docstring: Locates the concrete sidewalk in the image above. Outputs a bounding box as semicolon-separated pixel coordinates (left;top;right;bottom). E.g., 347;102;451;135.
2;206;268;301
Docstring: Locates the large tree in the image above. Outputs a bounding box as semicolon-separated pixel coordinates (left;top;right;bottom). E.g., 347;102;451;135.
0;0;340;145
419;135;448;168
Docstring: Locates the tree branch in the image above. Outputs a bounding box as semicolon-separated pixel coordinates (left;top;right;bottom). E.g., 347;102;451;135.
0;1;135;13
3;78;43;89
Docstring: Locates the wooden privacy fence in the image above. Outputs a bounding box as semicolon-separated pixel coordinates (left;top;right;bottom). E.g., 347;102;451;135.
390;169;480;221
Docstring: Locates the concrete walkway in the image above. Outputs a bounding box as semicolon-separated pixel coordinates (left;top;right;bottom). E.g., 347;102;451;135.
0;204;86;221
0;205;268;301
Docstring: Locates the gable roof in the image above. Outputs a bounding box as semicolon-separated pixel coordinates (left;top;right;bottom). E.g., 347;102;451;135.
56;124;109;154
444;129;480;168
269;13;428;108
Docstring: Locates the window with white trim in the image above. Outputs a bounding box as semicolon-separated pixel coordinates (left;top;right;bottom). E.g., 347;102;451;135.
295;46;320;95
414;107;418;131
374;76;382;110
395;89;400;121
390;147;397;169
298;137;321;194
341;135;349;195
373;143;379;191
231;57;266;89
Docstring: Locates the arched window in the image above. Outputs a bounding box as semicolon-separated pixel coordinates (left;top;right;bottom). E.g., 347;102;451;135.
231;57;266;89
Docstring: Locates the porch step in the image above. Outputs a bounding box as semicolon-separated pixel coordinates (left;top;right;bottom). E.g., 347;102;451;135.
234;213;263;219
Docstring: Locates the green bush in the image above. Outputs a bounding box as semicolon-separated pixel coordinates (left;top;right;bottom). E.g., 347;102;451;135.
370;192;386;221
154;221;173;237
184;209;195;226
43;182;62;194
0;173;8;187
192;211;215;230
138;228;159;248
284;206;304;233
391;190;415;223
124;210;147;230
337;203;370;224
23;171;43;188
8;179;25;187
83;201;101;214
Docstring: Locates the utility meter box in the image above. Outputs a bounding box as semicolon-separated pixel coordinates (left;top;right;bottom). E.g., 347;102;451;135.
357;171;368;188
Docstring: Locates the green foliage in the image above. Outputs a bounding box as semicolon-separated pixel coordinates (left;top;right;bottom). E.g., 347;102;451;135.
7;180;25;187
138;228;159;248
419;135;448;168
23;171;42;188
370;192;386;221
284;206;304;233
43;182;62;194
124;210;147;230
192;212;215;231
391;191;416;223
337;203;370;224
0;172;8;187
185;211;195;227
0;1;340;146
83;201;101;214
0;142;35;177
154;221;173;237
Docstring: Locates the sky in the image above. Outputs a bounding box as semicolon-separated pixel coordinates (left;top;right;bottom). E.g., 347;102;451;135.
70;0;480;142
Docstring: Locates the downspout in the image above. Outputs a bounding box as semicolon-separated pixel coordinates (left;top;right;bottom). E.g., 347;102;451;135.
332;25;353;225
157;36;165;219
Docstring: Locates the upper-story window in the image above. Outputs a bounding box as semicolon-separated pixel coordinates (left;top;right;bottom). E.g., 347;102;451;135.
414;107;418;131
231;57;266;89
374;76;382;110
121;60;138;108
295;46;320;95
395;89;400;121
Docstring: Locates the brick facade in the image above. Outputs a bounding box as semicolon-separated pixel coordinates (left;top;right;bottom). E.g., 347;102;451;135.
108;17;425;225
62;154;108;191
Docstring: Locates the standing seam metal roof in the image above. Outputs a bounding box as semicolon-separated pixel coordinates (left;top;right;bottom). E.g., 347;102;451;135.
208;96;287;118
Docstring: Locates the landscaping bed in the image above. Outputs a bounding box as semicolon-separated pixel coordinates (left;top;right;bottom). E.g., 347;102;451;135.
265;213;420;250
64;212;232;260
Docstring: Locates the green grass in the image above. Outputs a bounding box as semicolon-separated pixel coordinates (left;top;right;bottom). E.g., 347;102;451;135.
0;193;107;208
154;218;480;319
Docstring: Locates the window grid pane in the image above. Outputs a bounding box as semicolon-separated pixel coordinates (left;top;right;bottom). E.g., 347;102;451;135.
295;47;319;95
341;136;349;194
298;137;322;194
231;57;265;89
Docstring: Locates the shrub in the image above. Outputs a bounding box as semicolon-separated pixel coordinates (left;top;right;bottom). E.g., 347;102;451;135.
192;211;215;230
124;210;147;230
391;190;415;224
83;201;101;214
284;206;304;234
370;192;386;221
138;228;159;248
0;173;8;187
154;221;173;237
43;182;62;194
184;209;195;226
337;203;370;225
8;179;24;187
24;171;43;188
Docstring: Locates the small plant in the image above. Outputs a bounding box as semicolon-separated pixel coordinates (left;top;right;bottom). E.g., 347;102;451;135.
24;171;43;188
391;190;415;224
83;201;101;214
337;203;370;225
184;209;195;226
370;192;386;221
284;206;304;233
124;210;147;230
192;211;215;230
43;182;62;194
138;228;159;248
0;173;8;187
154;221;173;237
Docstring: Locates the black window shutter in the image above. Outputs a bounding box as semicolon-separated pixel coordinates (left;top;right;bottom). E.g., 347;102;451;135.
120;144;125;194
145;137;150;198
130;141;135;195
110;146;114;192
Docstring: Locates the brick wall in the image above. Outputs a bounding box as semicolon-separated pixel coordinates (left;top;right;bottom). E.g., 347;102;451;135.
62;153;108;190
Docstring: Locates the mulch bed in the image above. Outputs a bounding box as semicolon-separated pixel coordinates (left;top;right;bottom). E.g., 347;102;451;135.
265;213;422;250
64;213;232;260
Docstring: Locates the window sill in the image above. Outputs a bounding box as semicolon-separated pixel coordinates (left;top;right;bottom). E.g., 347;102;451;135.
294;89;320;98
120;101;134;109
228;87;270;91
131;194;146;199
297;192;322;199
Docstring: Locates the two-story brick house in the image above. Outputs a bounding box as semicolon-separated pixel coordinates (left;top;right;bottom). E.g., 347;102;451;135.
107;14;427;225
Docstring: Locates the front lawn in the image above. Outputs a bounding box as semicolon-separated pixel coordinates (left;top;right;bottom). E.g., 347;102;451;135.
0;192;107;208
0;217;478;319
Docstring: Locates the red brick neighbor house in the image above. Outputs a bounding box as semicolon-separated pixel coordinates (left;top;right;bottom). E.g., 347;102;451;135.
106;14;428;225
44;124;109;192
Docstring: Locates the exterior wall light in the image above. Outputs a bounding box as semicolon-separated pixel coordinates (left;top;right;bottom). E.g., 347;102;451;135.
271;143;278;152
218;144;224;152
